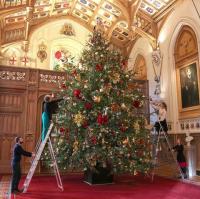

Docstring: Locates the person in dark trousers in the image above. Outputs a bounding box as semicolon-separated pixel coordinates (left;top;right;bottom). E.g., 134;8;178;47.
173;138;188;179
150;99;168;134
42;94;62;141
11;137;34;194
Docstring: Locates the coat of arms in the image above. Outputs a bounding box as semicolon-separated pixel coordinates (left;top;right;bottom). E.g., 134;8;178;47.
60;23;75;36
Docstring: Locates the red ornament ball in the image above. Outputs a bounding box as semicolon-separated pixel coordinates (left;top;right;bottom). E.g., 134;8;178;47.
59;127;65;135
132;100;141;108
72;70;77;77
91;136;97;145
60;127;65;132
95;64;104;72
82;120;89;128
120;126;126;132
73;89;81;99
55;51;62;59
61;83;67;89
97;113;108;125
84;102;92;110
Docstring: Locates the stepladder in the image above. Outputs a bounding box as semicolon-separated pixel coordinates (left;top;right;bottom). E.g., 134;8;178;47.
23;123;64;193
151;122;185;181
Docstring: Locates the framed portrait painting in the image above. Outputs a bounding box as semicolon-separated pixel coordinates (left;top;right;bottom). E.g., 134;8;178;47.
177;61;200;111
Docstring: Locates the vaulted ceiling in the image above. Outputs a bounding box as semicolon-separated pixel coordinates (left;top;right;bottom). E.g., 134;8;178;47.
0;0;179;55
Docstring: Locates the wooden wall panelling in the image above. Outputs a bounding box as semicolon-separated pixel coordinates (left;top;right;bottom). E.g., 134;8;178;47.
0;88;26;173
23;69;39;172
0;65;66;174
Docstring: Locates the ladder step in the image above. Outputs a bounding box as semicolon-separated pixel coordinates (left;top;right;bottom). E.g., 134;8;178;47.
23;123;63;193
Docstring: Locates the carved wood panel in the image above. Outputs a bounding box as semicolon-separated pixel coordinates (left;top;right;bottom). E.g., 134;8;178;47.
0;65;66;174
0;90;25;173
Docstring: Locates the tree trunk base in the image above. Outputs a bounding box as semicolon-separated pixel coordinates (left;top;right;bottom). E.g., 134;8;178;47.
84;167;114;185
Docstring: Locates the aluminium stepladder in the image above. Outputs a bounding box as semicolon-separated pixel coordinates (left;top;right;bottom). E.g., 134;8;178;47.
23;123;63;193
151;119;185;182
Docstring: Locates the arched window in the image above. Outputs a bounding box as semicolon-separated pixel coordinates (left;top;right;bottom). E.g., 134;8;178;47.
133;54;147;80
175;25;199;118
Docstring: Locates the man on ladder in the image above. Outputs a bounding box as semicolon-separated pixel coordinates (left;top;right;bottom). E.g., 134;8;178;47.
150;98;184;181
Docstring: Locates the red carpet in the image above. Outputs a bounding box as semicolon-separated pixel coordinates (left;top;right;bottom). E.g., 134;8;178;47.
15;174;200;199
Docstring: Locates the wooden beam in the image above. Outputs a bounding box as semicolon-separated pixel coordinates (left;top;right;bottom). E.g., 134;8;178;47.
0;6;26;18
68;0;78;15
49;0;56;16
106;16;126;39
24;7;33;42
88;0;105;25
111;0;130;23
135;27;156;48
27;0;36;7
129;0;143;28
124;0;142;47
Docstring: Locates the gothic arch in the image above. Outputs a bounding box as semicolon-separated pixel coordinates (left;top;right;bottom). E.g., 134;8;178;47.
175;25;198;66
133;54;147;80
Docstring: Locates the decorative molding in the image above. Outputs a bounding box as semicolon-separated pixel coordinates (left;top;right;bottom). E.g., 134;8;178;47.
0;70;26;81
168;118;200;134
39;73;65;84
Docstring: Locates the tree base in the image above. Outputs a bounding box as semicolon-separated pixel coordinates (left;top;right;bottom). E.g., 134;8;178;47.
84;167;114;185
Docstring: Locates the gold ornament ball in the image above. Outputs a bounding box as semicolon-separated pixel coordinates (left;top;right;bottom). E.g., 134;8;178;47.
93;96;101;103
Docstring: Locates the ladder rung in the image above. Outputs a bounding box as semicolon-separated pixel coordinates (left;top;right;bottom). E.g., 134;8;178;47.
23;123;63;193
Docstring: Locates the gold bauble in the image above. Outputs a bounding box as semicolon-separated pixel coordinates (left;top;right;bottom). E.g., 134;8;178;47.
122;137;129;145
110;72;120;84
73;112;85;126
133;121;140;130
75;74;81;81
93;96;101;103
104;83;112;94
111;103;119;112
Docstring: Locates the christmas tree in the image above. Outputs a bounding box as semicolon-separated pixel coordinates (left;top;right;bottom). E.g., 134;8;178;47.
45;23;151;175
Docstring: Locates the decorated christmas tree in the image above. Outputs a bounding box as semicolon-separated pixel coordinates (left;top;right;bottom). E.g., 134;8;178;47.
45;23;152;176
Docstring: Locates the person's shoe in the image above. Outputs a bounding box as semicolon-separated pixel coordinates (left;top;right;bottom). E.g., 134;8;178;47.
17;188;24;193
11;190;21;194
184;174;188;179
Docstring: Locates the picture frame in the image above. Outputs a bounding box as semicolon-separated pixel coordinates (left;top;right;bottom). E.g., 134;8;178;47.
176;61;200;112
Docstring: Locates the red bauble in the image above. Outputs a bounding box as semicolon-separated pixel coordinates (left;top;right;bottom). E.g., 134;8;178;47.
60;127;65;132
95;64;103;72
55;51;62;59
73;89;81;99
133;100;141;108
97;113;104;125
72;70;77;77
82;120;89;128
84;102;92;110
61;83;67;89
97;113;108;125
111;131;116;136
91;136;97;145
120;126;126;132
121;60;128;69
59;127;65;135
103;115;108;124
